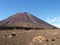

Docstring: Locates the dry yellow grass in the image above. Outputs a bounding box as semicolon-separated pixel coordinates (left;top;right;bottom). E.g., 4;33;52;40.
0;29;60;45
32;36;46;43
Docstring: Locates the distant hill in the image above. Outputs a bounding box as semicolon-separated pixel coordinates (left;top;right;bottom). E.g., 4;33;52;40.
0;12;57;30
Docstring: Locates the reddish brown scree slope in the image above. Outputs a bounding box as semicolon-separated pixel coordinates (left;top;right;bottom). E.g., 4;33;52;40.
0;12;57;29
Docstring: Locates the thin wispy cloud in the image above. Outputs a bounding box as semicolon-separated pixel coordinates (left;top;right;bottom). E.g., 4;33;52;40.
46;16;60;28
46;17;56;23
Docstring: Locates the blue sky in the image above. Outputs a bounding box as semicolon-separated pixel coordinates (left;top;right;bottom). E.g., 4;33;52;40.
0;0;60;28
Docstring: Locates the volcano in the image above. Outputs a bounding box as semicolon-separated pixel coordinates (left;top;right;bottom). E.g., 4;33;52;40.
0;12;57;30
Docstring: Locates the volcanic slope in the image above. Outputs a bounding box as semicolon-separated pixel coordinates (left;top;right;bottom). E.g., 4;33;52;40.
0;12;57;29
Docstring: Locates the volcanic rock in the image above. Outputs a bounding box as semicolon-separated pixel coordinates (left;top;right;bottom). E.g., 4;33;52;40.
0;12;57;30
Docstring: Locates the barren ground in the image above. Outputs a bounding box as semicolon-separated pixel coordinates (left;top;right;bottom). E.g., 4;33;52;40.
0;29;60;45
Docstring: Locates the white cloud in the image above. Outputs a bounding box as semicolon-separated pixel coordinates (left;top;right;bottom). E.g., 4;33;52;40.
46;16;60;28
46;17;56;23
52;24;60;28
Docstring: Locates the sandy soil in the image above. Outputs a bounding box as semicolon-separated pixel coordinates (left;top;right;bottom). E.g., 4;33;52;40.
0;29;60;45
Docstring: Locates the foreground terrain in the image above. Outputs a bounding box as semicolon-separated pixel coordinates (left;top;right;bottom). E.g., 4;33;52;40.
0;29;60;45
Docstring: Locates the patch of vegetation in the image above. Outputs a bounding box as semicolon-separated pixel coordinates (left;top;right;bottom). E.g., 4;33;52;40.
0;26;43;30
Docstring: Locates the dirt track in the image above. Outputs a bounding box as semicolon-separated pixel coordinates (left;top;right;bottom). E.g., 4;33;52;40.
0;29;60;45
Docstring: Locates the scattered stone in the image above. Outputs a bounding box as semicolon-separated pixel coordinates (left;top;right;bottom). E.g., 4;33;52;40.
51;39;55;41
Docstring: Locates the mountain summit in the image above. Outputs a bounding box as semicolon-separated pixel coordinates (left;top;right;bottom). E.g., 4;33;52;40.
0;12;57;30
